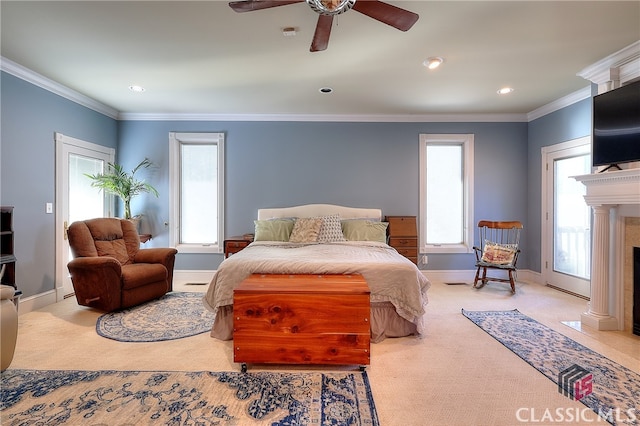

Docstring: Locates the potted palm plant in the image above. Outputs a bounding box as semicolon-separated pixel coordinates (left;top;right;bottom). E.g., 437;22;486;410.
86;158;159;220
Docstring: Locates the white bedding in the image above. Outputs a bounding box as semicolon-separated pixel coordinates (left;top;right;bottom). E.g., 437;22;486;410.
203;240;431;335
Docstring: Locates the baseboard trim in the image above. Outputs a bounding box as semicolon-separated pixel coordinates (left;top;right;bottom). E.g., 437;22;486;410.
421;269;543;286
174;270;216;284
16;290;56;315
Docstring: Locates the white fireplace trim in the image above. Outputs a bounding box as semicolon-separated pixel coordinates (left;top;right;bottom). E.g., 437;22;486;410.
574;169;640;331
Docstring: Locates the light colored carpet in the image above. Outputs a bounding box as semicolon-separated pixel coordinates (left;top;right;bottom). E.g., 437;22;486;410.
7;278;640;425
1;369;378;425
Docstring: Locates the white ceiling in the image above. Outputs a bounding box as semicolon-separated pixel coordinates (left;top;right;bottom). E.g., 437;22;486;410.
1;1;639;119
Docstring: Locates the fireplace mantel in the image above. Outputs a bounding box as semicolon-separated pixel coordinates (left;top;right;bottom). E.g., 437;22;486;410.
574;168;640;331
575;168;640;207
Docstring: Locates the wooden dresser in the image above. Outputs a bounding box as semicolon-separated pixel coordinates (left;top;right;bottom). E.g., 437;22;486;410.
233;274;370;371
223;235;253;258
385;216;418;265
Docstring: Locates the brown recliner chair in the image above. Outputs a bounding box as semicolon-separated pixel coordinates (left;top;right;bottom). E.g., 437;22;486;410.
67;218;178;312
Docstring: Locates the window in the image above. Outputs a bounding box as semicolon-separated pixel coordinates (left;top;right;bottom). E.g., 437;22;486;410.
169;132;225;253
419;134;474;253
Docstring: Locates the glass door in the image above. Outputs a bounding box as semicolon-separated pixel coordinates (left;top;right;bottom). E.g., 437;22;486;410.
543;138;591;298
55;133;114;300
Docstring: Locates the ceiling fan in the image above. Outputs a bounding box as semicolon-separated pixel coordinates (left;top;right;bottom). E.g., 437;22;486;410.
228;0;419;52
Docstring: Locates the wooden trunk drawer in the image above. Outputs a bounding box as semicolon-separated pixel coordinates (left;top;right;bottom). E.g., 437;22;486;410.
233;274;370;367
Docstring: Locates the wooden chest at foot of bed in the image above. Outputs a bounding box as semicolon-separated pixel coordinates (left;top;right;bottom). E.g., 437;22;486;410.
233;274;371;367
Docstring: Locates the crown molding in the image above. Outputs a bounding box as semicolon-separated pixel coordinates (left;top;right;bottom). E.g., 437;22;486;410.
527;86;592;122
2;55;587;124
1;56;119;119
577;40;640;87
117;112;528;122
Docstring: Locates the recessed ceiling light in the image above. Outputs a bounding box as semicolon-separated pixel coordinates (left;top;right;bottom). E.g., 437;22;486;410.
497;87;514;95
129;85;145;93
319;87;333;94
423;57;444;70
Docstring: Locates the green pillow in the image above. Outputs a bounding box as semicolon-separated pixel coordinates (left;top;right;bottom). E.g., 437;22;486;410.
254;219;294;242
341;220;388;243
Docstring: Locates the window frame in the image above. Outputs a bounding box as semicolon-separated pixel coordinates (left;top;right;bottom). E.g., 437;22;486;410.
169;132;225;253
419;134;474;254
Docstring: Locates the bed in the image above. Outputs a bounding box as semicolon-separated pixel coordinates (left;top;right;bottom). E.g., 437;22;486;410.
203;204;431;343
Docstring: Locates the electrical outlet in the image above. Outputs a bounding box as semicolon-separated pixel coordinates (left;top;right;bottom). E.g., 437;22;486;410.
421;255;428;265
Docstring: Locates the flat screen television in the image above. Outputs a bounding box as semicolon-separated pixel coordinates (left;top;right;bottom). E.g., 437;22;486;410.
592;79;640;169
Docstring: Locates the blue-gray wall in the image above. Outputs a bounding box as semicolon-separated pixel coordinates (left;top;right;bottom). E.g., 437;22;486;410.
1;69;591;298
526;97;593;272
1;72;118;296
119;120;528;272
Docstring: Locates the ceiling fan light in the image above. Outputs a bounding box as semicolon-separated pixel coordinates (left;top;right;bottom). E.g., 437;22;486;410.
423;57;443;70
306;0;355;16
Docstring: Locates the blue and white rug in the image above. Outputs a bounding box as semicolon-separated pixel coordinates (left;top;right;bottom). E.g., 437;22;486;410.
0;369;378;425
462;309;639;425
96;292;214;342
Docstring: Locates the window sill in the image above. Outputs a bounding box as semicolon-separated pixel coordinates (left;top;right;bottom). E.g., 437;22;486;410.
176;244;222;254
421;245;473;254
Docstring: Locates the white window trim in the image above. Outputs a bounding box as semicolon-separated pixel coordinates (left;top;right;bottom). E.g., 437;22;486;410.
419;134;474;254
169;132;225;254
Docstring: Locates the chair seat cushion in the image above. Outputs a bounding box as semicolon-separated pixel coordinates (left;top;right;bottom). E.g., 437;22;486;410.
121;263;167;290
475;260;516;270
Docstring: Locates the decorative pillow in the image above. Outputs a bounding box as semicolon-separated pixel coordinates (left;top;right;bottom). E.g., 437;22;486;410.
341;220;388;243
254;219;294;242
289;217;323;243
317;214;346;243
481;240;517;265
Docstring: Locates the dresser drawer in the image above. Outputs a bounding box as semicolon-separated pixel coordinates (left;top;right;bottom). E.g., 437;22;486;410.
224;238;252;258
393;247;418;258
389;237;417;248
385;216;417;237
226;240;249;249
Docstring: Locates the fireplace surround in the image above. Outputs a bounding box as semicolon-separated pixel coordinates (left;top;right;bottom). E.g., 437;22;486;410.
574;169;640;332
573;41;640;333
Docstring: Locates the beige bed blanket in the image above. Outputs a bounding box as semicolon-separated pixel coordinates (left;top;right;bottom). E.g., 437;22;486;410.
203;241;431;334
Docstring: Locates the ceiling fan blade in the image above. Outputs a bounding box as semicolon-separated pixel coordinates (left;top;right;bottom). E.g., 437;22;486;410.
352;0;419;32
229;0;303;13
310;14;333;52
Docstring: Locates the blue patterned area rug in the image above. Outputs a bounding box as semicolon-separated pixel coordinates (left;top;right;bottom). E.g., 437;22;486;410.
96;292;214;342
462;309;639;425
0;369;378;425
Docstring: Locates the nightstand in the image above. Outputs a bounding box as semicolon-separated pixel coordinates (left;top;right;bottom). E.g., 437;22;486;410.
385;216;418;265
224;235;253;258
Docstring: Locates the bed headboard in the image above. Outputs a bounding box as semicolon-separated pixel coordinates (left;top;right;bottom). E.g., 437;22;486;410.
257;204;382;221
